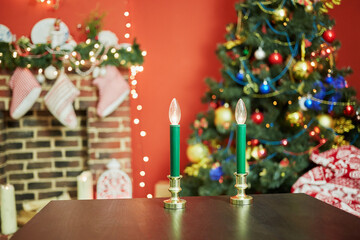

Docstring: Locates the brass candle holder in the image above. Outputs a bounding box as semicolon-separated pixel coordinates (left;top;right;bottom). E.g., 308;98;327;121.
164;175;186;209
230;172;253;205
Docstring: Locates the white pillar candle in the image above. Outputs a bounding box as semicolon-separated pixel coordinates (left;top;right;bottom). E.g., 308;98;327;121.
77;171;93;200
1;184;17;235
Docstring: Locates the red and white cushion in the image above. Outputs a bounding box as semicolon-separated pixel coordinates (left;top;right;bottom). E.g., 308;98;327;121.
93;66;130;118
9;68;42;119
44;72;80;128
292;145;360;217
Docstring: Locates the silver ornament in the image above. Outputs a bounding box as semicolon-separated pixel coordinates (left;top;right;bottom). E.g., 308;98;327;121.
36;74;45;83
254;47;266;60
44;65;58;80
298;96;308;111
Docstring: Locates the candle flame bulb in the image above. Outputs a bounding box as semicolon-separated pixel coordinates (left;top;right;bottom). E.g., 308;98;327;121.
169;98;181;125
235;99;247;124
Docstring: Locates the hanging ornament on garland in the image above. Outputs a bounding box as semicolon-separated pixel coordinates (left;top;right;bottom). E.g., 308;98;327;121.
257;145;267;158
325;74;333;84
259;81;271;94
272;8;288;22
268;51;283;65
317;114;334;128
323;29;336;43
298;96;308;111
44;65;58;80
209;163;223;181
251;139;260;146
214;104;234;131
254;47;266;60
304;98;313;109
343;105;355;116
186;143;210;163
304;3;314;13
251;110;264;124
286;111;304;126
292;35;312;79
236;69;245;81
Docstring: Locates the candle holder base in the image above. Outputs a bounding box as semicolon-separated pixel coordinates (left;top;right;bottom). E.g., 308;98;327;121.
230;172;253;205
164;175;186;209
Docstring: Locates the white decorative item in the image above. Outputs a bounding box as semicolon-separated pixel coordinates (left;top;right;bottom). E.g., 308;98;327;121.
44;65;58;80
92;67;101;78
118;43;131;49
60;39;77;52
100;66;107;76
31;18;69;45
36;73;45;83
77;171;93;200
1;184;17;235
97;159;132;199
98;30;118;47
254;47;266;60
0;24;12;43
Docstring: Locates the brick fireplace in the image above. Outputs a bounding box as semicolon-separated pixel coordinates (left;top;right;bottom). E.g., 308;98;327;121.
0;71;132;209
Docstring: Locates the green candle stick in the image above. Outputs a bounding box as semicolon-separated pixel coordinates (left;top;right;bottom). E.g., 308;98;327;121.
235;99;247;174
170;125;180;177
169;98;181;177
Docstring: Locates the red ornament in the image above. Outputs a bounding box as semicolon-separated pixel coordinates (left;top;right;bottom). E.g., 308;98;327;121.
258;148;267;158
209;102;217;109
268;52;283;65
251;139;260;146
279;158;289;167
281;139;288;146
344;105;355;116
251;111;264;124
322;29;336;43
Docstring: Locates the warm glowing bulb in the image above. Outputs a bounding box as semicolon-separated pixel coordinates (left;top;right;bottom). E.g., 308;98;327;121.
169;98;181;125
124;11;130;17
140;171;145;176
126;23;131;28
235;98;247;124
140;131;146;136
102;55;108;60
147;194;153;198
111;48;116;53
139;182;145;187
124;33;130;39
80;60;85;65
89;51;94;56
68;66;73;71
86;39;91;44
133;118;139;124
142;51;147;56
114;53;120;58
137;105;142;110
143;156;149;162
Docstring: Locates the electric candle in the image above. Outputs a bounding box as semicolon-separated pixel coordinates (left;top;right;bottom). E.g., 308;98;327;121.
77;171;93;200
235;99;247;174
1;184;17;235
169;98;181;177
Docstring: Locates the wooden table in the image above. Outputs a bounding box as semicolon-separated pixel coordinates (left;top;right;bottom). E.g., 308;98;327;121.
12;194;360;240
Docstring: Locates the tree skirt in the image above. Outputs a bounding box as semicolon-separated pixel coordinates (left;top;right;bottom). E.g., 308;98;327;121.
292;145;360;217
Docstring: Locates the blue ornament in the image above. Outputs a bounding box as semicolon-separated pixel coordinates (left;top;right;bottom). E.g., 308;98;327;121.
304;98;313;109
236;71;244;81
332;76;346;89
209;166;223;181
325;75;333;84
259;82;270;94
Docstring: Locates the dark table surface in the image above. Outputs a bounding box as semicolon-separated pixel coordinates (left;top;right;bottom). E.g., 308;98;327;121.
12;193;360;240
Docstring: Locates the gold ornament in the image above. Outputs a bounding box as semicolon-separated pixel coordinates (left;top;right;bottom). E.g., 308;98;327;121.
332;135;349;149
214;106;234;128
304;4;314;13
317;114;334;128
334;117;355;134
186;143;209;163
272;8;287;22
292;60;312;79
286;111;304;126
184;158;210;177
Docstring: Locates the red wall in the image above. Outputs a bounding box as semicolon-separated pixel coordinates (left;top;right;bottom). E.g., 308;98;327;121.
0;0;359;198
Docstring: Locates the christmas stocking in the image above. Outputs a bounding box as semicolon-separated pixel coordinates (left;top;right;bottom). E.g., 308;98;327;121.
44;72;80;128
93;66;130;118
9;68;42;119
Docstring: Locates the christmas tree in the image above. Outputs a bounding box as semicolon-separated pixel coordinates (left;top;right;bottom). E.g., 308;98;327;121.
182;0;359;196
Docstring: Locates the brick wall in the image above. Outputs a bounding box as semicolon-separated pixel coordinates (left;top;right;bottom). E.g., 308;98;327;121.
0;71;131;208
